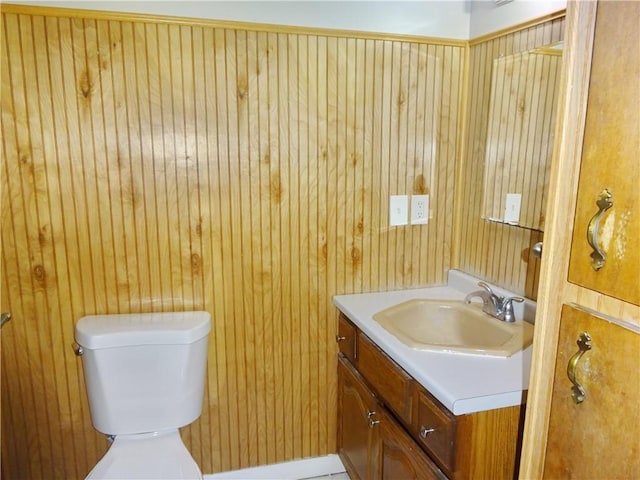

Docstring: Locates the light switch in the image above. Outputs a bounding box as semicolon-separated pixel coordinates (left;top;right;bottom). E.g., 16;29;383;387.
504;193;521;224
389;195;408;226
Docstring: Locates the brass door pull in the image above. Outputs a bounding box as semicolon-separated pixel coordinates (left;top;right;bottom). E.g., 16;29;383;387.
367;410;380;429
567;332;592;404
420;426;435;438
586;189;613;271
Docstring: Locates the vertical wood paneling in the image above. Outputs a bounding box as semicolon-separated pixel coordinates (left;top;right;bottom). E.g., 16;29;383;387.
482;50;561;230
1;7;464;479
457;16;564;298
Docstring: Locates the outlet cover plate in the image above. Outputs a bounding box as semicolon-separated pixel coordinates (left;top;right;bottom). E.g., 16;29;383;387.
411;194;429;225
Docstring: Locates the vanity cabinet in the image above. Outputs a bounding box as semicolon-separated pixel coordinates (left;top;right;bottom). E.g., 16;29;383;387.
337;313;523;480
337;356;443;480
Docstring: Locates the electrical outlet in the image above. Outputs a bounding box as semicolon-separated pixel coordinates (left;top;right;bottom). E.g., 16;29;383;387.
410;195;429;225
389;195;408;226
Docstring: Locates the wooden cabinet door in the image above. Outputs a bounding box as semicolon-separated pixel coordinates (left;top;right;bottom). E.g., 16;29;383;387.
378;408;444;480
337;355;379;480
567;1;640;306
543;305;639;478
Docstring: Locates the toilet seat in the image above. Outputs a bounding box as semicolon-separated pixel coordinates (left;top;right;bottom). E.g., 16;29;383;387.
86;430;202;480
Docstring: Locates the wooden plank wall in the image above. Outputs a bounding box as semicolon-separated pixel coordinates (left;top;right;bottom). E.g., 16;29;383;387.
0;6;464;479
456;15;565;299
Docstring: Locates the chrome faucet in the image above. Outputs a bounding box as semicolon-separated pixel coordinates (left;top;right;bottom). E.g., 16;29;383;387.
464;281;524;323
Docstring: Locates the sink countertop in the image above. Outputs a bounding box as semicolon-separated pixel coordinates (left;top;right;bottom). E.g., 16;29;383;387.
332;270;533;415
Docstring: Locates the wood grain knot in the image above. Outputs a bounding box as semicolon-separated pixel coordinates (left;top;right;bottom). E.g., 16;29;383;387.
117;283;130;295
98;51;109;71
32;265;46;286
350;246;361;269
191;253;201;274
38;225;49;246
237;80;248;100
413;174;428;195
518;98;526;115
121;181;138;208
320;242;328;263
79;68;93;99
270;174;283;203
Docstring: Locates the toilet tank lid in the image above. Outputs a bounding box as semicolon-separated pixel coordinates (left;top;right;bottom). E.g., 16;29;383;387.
75;311;211;349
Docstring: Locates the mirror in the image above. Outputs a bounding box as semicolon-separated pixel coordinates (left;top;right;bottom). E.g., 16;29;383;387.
482;42;562;231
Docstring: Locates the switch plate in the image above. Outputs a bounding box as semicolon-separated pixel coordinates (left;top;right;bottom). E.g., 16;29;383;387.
389;195;408;226
411;194;429;225
504;193;521;224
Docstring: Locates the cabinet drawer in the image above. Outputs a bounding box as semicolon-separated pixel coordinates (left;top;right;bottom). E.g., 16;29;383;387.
337;314;357;362
356;332;413;424
416;389;457;474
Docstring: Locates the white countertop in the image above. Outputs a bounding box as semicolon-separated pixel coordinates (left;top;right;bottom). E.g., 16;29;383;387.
333;270;534;415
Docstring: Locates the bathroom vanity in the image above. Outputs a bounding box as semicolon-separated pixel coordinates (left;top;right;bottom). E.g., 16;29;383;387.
334;272;533;480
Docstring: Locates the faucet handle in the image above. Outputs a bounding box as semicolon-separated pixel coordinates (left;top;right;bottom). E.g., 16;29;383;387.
502;296;525;322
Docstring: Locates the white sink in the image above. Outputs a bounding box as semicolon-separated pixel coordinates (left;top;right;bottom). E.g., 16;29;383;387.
372;299;534;357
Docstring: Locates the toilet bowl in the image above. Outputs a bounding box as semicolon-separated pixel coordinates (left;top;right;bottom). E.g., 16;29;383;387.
75;311;211;480
86;431;201;480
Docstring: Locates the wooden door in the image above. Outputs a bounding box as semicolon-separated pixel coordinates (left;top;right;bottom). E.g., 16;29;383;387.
520;1;640;478
337;355;379;480
543;305;639;478
567;0;640;306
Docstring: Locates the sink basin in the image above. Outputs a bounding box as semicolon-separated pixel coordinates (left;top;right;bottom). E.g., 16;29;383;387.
372;299;534;357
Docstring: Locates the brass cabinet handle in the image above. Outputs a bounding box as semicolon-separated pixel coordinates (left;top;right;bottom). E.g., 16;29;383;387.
567;332;592;404
420;426;435;438
335;335;347;343
367;410;380;429
1;312;11;328
586;189;613;271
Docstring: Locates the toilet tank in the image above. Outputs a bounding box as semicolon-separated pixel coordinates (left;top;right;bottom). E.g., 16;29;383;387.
75;311;211;436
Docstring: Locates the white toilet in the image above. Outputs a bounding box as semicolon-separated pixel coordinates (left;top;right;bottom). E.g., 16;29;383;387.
75;311;211;479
